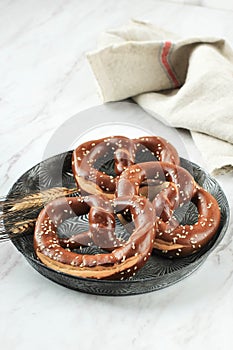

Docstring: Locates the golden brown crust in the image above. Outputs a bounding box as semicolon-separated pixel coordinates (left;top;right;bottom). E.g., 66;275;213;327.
36;251;141;279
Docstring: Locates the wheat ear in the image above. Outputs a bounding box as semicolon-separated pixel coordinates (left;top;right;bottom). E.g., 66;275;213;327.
0;187;79;241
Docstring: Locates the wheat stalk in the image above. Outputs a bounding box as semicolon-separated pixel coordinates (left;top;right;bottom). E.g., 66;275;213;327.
11;218;36;234
0;186;80;241
7;187;77;212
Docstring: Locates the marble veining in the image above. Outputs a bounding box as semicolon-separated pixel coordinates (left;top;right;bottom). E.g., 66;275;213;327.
0;1;233;350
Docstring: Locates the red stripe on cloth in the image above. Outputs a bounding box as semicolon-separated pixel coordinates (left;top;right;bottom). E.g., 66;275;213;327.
161;41;179;88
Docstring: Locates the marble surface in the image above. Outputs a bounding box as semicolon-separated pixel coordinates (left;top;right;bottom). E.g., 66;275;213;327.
168;0;233;11
0;1;233;349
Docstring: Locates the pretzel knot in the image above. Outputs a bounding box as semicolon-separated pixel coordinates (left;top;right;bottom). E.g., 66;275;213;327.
117;161;221;257
34;195;155;280
72;135;180;198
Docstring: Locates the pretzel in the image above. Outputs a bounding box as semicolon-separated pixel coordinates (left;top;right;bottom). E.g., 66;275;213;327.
72;136;180;199
153;185;221;257
117;161;220;257
34;195;155;280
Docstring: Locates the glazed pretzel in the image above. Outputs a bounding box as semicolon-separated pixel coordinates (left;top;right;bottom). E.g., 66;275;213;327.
34;195;155;280
72;136;180;199
117;161;221;257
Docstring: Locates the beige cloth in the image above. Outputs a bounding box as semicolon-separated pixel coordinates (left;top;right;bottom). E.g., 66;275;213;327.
87;19;233;175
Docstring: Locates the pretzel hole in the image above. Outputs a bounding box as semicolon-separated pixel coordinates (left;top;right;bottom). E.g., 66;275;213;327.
173;201;198;225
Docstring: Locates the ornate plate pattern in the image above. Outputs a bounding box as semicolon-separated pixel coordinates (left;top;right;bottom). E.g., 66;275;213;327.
5;151;230;296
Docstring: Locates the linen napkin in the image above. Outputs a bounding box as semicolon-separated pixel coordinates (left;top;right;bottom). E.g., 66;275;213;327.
87;19;233;175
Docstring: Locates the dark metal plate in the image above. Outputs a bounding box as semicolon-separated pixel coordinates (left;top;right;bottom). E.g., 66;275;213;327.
5;151;230;296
